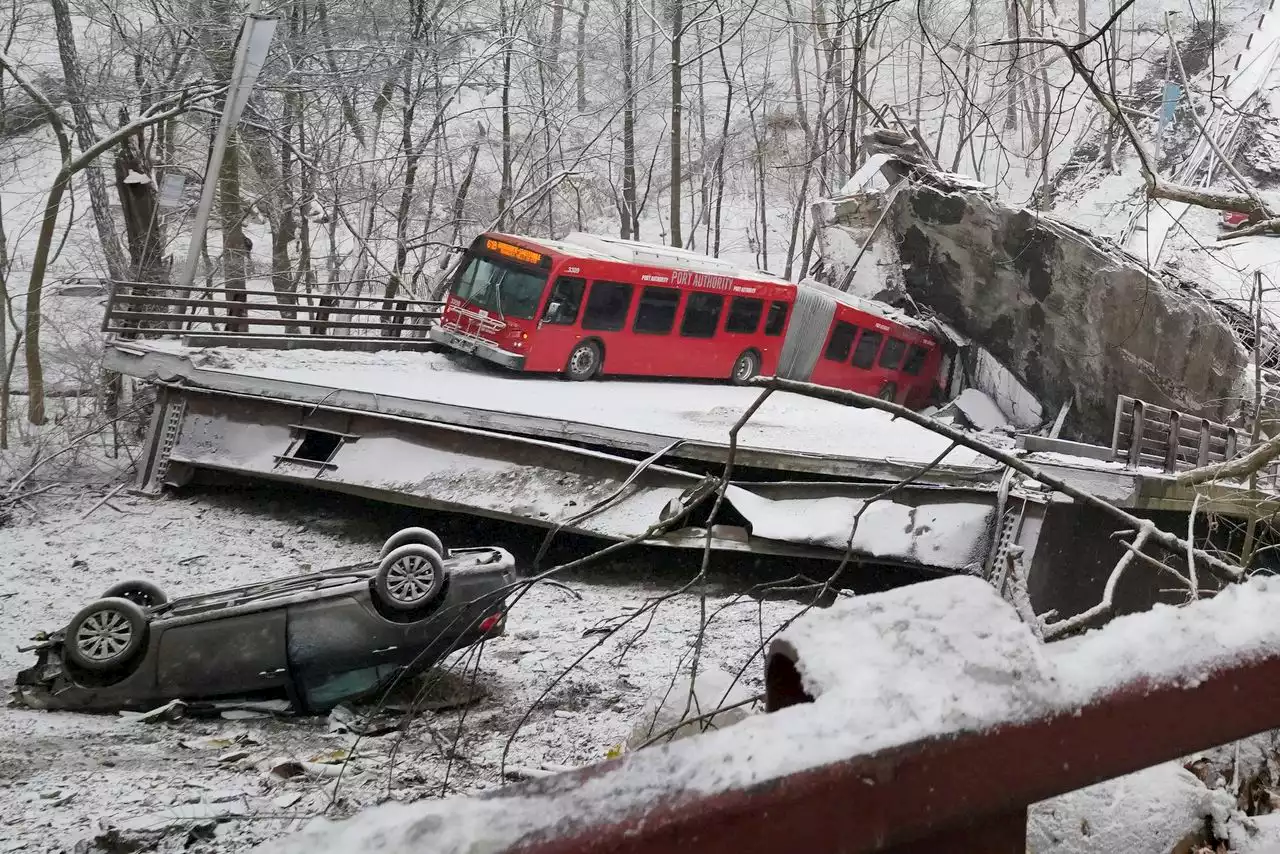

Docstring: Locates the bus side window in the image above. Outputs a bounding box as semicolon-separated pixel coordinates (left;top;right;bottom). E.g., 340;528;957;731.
823;321;858;362
725;297;763;334
542;277;586;325
879;337;907;370
581;281;634;331
851;330;883;369
681;293;724;338
633;286;681;334
764;301;789;336
902;345;929;376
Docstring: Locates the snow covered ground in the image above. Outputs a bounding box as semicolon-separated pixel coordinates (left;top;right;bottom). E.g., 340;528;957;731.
0;479;813;852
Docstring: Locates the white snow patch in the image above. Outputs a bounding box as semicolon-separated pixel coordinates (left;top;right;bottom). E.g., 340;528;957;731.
1029;763;1241;853
727;487;994;571
263;574;1280;854
952;388;1011;431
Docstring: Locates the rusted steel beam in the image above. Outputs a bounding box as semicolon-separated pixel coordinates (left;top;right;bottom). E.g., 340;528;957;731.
488;648;1280;854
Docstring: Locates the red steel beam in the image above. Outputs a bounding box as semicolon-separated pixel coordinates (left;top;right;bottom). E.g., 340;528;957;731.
489;650;1280;854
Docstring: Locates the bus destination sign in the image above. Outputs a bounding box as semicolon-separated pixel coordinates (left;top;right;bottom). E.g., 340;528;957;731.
486;238;542;265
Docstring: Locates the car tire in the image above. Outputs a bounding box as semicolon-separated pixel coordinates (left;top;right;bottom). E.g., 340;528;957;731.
64;597;148;673
731;350;760;385
877;383;898;403
379;527;445;560
102;579;168;609
374;544;448;612
564;341;601;381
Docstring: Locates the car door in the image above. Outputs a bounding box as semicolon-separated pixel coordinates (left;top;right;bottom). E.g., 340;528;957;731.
156;610;289;699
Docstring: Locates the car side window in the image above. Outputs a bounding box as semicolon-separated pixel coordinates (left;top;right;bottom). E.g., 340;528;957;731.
581;281;634;331
541;277;586;325
851;330;883;369
823;321;858;362
633;286;681;334
764;301;789;336
879;337;907;371
681;293;724;338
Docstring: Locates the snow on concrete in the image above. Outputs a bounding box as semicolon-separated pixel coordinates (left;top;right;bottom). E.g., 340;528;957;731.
125;342;996;469
1029;762;1243;853
726;487;994;572
0;483;801;852
952;388;1012;431
1047;575;1280;705
261;573;1280;854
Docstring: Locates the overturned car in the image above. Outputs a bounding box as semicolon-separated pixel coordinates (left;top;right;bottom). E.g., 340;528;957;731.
14;527;516;713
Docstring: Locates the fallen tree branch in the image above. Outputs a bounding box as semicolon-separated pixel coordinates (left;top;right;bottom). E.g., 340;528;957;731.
749;377;1243;583
1043;523;1154;639
1176;432;1280;487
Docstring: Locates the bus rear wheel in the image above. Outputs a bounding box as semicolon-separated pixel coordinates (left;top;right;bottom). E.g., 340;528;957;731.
877;383;898;403
731;350;760;385
565;341;601;381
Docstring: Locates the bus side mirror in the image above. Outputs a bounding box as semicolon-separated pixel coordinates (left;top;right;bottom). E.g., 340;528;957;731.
545;301;562;320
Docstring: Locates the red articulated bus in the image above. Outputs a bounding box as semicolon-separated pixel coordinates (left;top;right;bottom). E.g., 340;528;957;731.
430;232;944;408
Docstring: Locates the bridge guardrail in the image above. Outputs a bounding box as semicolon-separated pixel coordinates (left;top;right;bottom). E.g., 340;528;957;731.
102;280;443;349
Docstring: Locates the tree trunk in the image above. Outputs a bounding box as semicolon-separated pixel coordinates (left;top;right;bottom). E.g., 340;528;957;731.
548;0;565;74
113;147;166;285
49;0;127;281
0;193;9;448
1005;0;1020;131
712;10;733;256
622;0;637;238
497;0;514;227
24;169;72;425
669;0;683;247
218;129;250;332
576;0;589;110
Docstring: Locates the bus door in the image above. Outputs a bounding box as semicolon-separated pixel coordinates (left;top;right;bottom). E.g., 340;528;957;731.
526;275;588;372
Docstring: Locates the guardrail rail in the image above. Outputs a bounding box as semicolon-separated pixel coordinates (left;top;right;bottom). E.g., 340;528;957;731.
102;280;443;350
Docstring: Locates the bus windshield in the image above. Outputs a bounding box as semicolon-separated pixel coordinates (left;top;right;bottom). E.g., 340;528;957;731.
450;253;548;320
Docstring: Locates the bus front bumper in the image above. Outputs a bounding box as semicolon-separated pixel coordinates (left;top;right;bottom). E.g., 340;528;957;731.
430;326;527;371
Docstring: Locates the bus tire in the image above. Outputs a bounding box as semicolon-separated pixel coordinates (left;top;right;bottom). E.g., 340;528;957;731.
877;383;898;403
731;350;761;385
564;340;602;381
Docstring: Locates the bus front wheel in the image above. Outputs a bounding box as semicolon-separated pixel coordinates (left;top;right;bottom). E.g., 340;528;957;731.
731;350;760;385
565;341;601;381
877;383;898;403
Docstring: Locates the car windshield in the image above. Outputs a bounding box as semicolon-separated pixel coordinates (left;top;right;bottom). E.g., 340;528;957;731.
450;253;547;320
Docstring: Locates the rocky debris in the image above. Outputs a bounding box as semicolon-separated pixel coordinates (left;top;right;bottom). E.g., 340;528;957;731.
817;129;1257;443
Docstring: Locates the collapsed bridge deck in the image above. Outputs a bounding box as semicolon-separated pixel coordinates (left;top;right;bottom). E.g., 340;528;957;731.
105;339;1271;595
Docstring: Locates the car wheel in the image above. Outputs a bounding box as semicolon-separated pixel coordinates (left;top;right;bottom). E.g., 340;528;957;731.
564;341;600;381
102;579;168;609
877;383;898;403
374;544;447;612
731;350;760;385
379;527;445;560
64;597;148;673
